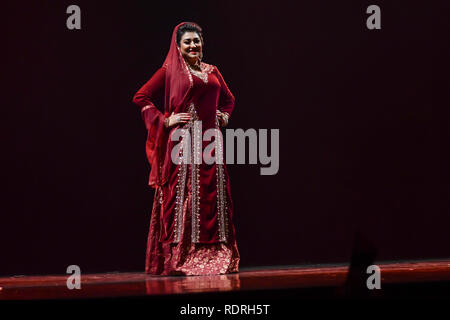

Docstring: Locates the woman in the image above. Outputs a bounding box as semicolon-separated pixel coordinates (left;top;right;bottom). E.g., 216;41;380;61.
132;22;240;276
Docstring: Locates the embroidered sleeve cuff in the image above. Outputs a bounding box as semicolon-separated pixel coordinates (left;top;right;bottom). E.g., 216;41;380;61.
141;104;152;112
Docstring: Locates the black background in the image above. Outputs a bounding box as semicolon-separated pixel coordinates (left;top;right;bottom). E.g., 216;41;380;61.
2;0;449;276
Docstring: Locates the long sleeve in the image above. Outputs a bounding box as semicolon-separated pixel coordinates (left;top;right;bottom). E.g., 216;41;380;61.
215;66;235;117
133;66;168;130
132;67;167;188
133;66;166;111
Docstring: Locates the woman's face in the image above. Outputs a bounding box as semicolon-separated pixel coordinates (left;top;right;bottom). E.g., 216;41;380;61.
179;31;203;65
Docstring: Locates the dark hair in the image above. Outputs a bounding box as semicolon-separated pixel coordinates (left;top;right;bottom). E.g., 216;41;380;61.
176;23;203;46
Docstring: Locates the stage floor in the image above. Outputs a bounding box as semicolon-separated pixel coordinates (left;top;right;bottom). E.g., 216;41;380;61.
1;260;449;300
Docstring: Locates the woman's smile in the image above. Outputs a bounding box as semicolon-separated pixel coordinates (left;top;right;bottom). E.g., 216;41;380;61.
179;31;203;65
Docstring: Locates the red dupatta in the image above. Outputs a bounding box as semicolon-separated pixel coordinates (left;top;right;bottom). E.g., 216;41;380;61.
141;22;201;188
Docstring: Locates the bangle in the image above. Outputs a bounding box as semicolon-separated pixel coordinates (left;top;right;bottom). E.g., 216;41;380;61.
164;117;170;128
222;112;229;125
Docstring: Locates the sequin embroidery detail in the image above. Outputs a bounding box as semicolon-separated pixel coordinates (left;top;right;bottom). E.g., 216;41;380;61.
215;117;228;242
188;62;214;84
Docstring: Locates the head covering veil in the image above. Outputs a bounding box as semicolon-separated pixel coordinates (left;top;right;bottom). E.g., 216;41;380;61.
163;21;202;115
145;22;202;188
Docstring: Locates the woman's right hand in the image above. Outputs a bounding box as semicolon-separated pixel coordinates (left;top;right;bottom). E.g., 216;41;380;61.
167;112;191;127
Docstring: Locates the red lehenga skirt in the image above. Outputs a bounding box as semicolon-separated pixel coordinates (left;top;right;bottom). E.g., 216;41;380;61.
145;176;240;276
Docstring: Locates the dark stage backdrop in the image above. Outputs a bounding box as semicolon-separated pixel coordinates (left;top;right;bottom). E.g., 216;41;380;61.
2;1;449;276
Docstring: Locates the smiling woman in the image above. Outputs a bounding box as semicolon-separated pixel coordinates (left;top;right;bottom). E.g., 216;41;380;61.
132;22;240;276
178;27;203;63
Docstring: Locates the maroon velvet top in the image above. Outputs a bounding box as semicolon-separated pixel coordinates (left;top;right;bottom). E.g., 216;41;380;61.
133;63;236;244
133;64;234;123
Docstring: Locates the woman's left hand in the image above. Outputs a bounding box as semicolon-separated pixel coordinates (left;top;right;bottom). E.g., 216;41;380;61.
216;110;229;127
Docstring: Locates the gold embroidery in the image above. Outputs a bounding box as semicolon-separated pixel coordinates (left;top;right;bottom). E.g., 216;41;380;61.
141;104;152;112
173;129;189;243
159;187;164;205
188;62;214;84
173;103;201;243
189;103;202;243
174;101;229;244
215;118;228;242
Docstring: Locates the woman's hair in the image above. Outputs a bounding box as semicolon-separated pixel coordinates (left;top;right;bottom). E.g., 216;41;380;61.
176;23;203;46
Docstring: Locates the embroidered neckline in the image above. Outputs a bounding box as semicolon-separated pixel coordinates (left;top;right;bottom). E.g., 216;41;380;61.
188;62;214;84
